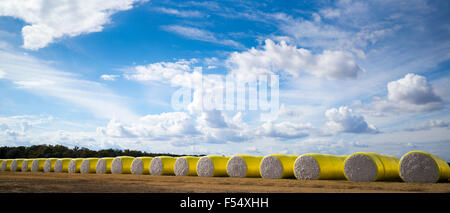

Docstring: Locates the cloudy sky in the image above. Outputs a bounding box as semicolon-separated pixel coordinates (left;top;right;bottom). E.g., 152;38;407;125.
0;0;449;160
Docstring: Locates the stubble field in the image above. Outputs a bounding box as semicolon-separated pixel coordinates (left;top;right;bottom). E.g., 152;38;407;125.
0;172;449;193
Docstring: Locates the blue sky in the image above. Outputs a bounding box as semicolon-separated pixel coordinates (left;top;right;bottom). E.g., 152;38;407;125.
0;0;449;160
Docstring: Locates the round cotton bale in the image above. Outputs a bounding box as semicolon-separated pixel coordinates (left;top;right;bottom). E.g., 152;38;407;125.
131;157;153;175
344;152;400;182
197;155;231;177
111;156;135;174
227;155;263;178
399;151;450;183
260;154;298;179
150;156;177;176
21;159;33;172
68;158;84;173
3;159;13;172
31;158;47;172
96;157;114;174
80;158;99;174
294;154;347;180
54;158;72;173
10;159;25;172
43;158;59;172
174;156;201;176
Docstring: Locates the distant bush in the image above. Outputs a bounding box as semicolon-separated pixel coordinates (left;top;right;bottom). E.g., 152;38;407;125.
0;144;203;159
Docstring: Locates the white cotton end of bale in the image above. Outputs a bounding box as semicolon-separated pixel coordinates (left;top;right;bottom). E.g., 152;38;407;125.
400;153;439;183
68;160;77;173
0;161;6;171
43;159;52;172
260;156;283;179
344;154;378;182
294;155;320;180
10;160;18;172
96;159;106;174
21;160;28;172
54;160;62;173
31;160;40;172
111;158;123;174
227;156;247;178
150;158;164;175
196;157;214;177
80;159;91;174
174;158;189;176
131;158;144;175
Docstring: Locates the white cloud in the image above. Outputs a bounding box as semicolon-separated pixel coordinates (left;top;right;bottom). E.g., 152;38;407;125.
97;112;198;139
162;25;243;48
124;59;197;83
372;73;444;113
153;7;204;18
388;73;442;105
195;111;252;143
259;121;312;139
0;0;145;50
196;110;228;128
227;39;362;80
325;106;378;134
101;74;120;81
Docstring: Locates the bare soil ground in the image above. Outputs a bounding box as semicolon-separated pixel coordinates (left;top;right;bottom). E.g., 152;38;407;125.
0;172;449;193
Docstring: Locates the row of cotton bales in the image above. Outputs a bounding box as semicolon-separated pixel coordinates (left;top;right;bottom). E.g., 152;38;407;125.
0;151;449;183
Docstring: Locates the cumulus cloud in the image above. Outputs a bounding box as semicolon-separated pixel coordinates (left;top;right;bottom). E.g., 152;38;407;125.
96;119;136;138
259;121;312;139
124;59;199;85
97;112;198;139
196;111;252;143
388;73;442;104
0;0;145;50
372;73;444;113
227;39;363;80
325;106;378;134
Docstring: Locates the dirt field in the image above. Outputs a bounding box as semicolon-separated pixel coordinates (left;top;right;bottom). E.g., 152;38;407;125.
0;172;449;193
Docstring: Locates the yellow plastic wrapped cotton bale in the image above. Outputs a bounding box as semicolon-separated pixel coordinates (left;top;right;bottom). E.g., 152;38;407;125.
227;155;263;178
80;158;99;174
111;156;135;174
0;160;4;171
96;157;114;174
43;158;59;172
21;159;33;172
399;151;450;183
197;155;231;177
344;152;400;182
31;158;47;172
131;157;153;175
294;154;347;180
174;156;200;176
54;158;72;173
3;159;13;172
68;158;84;173
260;154;298;179
150;156;177;176
10;159;25;172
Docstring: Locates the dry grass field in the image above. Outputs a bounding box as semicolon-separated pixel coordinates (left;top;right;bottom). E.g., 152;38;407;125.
0;172;449;193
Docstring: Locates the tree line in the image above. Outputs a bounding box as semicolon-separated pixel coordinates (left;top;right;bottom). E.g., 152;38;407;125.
0;144;202;159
